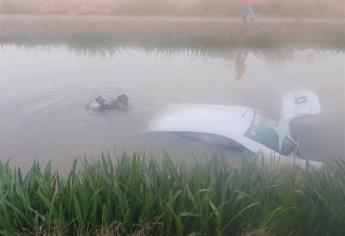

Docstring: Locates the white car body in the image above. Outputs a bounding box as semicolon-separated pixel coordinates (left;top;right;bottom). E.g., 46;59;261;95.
148;91;323;169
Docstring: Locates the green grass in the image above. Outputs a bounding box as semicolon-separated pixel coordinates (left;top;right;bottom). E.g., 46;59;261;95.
0;153;344;235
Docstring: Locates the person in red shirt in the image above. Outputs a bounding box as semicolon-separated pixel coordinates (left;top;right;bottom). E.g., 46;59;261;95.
240;0;255;23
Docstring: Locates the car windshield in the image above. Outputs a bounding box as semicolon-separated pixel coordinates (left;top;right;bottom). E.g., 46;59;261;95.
245;113;295;156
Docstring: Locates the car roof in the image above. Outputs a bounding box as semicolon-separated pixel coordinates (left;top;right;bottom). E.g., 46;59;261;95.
148;104;255;140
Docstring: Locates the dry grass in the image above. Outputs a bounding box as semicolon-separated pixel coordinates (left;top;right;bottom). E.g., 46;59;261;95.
34;221;161;236
242;229;272;236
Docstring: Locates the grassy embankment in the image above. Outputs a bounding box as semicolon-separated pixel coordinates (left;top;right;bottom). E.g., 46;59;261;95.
1;15;344;49
1;153;344;235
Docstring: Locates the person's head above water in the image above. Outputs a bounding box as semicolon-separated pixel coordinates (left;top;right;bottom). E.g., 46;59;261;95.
114;94;129;110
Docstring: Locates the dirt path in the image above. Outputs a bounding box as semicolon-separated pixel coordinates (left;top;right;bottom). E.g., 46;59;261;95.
1;14;344;24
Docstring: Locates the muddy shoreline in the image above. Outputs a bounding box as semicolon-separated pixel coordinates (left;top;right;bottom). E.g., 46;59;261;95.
1;15;344;49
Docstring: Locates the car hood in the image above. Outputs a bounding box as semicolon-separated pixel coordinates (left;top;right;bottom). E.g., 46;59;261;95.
148;104;255;140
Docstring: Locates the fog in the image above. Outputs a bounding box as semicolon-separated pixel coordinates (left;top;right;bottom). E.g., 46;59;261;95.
0;0;344;168
1;1;345;235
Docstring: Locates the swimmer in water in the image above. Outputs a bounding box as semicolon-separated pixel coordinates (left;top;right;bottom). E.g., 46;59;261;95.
87;94;129;111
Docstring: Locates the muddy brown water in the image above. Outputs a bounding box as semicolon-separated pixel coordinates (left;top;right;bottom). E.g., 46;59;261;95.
0;45;344;170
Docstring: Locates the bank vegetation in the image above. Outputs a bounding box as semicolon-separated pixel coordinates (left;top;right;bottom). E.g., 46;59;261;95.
0;153;344;235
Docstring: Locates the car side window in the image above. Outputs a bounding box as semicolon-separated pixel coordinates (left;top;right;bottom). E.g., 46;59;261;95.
245;115;279;152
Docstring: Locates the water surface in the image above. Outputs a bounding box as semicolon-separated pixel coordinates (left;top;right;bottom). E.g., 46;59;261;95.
0;45;344;168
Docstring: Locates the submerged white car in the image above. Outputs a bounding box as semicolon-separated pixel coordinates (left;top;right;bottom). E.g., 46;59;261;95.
148;91;323;169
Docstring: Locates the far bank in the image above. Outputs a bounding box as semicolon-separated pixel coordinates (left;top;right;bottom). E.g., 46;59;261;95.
1;15;344;48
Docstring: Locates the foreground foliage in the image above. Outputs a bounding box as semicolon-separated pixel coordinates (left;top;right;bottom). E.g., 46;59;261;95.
0;153;344;235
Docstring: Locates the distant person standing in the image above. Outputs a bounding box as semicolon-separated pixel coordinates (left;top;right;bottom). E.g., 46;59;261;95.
240;0;255;23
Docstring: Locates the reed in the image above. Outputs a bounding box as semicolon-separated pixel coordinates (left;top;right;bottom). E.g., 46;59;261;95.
1;15;344;49
0;153;344;235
